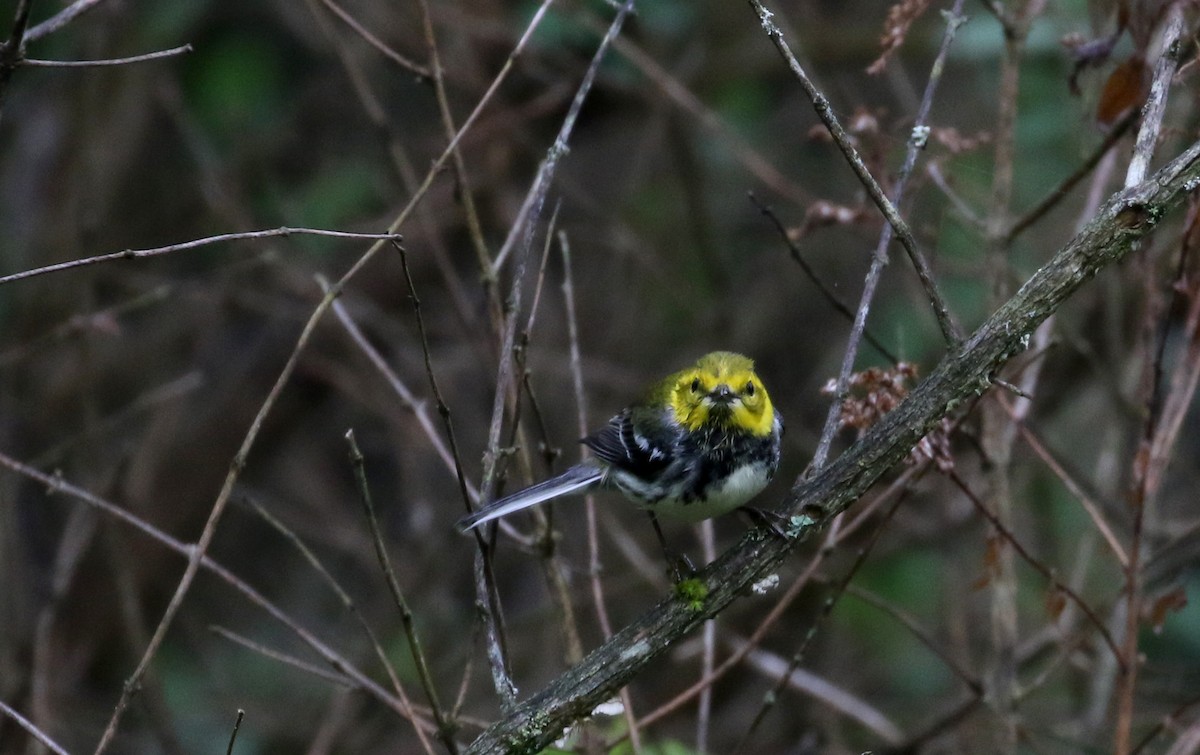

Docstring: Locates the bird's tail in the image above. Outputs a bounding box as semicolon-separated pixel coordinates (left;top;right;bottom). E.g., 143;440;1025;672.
456;463;604;532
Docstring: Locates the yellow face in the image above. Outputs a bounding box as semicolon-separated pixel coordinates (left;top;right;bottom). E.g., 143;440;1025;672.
668;352;775;437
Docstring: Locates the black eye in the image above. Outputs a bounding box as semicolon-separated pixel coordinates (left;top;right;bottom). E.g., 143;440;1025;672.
745;381;755;396
690;378;701;393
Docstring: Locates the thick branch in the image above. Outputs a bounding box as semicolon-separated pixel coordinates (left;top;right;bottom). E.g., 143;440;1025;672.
462;139;1200;754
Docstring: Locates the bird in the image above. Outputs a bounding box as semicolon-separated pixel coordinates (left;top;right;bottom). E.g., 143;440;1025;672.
456;351;784;559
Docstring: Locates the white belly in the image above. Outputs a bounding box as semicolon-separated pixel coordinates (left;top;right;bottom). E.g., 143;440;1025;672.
646;463;772;523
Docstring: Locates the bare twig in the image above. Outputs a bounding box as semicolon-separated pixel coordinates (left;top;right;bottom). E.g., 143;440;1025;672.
225;709;245;755
323;278;480;502
412;0;505;318
725;638;905;745
22;44;193;67
25;0;109;42
82;5;552;731
978;2;1046;744
733;479;910;750
0;698;70;755
1126;7;1186;187
1005;108;1137;241
1129;689;1200;754
0;284;171;369
747;0;961;348
750;193;899;363
559;230;643;748
603;29;811;206
318;0;430;78
1004;406;1128;566
847;585;982;693
0;451;422;726
1115;10;1186;753
805;0;967;472
241;496;435;754
945;470;1124;666
0;228;402;286
467;0;638;709
345;430;456;753
0;0;34;117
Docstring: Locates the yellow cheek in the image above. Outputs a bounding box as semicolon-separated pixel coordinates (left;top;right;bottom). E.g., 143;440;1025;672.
672;396;709;431
733;401;774;437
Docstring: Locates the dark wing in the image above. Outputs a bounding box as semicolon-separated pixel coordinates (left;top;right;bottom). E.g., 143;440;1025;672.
582;409;674;480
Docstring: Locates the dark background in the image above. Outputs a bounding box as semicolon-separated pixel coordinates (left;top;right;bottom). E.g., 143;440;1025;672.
1;0;1198;752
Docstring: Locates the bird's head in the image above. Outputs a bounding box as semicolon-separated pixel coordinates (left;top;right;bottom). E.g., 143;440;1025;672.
666;351;775;436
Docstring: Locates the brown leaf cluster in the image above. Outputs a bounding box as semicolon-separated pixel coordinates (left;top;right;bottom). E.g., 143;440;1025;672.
823;363;954;471
867;0;934;75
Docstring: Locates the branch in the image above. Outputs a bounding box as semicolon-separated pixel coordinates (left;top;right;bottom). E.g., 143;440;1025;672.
21;44;193;67
747;0;961;346
0;227;402;286
461;139;1200;754
25;0;110;42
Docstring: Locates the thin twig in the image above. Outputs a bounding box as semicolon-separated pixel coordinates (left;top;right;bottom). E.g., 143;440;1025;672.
747;0;961;347
603;28;811;207
470;0;638;709
0;284;171;368
1000;399;1128;565
0;699;70;755
241;496;436;754
225;709;245;755
806;0;967;472
86;16;532;731
945;469;1125;667
0;227;402;286
1129;688;1200;754
513;206;590;672
302;0;480;334
0;0;35;117
1005;108;1137;241
0;451;420;725
978;3;1045;745
847;585;982;693
318;0;430;78
559;231;644;748
345;430;457;753
393;241;514;711
25;0;109;42
1126;7;1186;187
22;44;193;67
927;161;985;228
487;0;631;276
750;193;899;363
412;0;511;322
323;277;480;502
724;638;905;745
733;480;910;750
1115;10;1186;752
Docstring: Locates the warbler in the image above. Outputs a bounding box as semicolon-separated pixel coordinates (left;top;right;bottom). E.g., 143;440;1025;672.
456;351;783;536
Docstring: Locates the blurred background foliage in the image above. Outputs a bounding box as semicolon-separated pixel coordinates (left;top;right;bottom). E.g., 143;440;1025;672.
1;0;1199;752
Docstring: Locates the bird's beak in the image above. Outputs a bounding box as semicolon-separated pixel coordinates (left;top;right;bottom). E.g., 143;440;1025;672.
708;384;735;405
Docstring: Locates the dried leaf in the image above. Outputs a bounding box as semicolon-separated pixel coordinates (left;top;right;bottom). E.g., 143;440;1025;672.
794;201;869;238
849;108;880;136
1045;587;1068;620
1096;56;1149;126
1148;586;1188;633
867;0;934;75
982;534;1003;577
930;127;992;154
